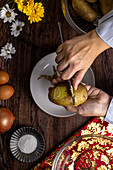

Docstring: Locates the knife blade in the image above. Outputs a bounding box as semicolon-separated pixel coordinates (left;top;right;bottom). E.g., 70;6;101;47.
68;79;75;105
58;22;75;105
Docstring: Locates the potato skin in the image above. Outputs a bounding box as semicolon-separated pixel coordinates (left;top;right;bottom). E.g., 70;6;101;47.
72;0;97;22
48;83;88;107
86;0;97;3
99;0;113;15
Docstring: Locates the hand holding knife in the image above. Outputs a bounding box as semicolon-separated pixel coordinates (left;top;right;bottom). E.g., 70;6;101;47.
58;22;75;105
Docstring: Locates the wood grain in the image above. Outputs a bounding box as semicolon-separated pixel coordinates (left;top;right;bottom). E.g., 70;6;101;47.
0;0;113;170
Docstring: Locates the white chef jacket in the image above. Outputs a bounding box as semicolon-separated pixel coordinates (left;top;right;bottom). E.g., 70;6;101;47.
96;10;113;124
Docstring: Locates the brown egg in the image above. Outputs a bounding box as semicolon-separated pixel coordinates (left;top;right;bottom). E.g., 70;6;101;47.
0;70;9;85
0;85;14;100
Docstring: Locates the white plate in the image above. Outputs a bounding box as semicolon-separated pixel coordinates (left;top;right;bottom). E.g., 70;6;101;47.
30;52;95;117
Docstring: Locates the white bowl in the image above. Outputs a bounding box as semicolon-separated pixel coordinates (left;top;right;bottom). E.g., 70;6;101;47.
30;52;95;117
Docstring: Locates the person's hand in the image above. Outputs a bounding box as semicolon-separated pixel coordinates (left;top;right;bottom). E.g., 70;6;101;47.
65;85;112;117
55;29;110;89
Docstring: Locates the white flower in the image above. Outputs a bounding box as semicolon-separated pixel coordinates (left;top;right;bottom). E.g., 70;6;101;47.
10;20;25;37
0;43;16;59
0;4;17;23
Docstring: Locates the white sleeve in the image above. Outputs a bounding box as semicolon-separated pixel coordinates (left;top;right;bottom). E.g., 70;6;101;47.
96;10;113;48
104;98;113;124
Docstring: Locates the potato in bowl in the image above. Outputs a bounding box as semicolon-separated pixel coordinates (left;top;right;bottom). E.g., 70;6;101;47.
38;66;88;107
49;82;88;107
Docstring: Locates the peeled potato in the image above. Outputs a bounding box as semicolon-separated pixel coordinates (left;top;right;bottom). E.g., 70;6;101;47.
48;83;88;107
38;66;88;107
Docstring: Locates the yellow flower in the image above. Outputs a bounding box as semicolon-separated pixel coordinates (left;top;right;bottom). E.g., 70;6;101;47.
28;2;44;24
14;0;34;15
14;0;18;3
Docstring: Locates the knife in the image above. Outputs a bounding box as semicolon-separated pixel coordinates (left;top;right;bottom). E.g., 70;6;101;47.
58;22;75;105
68;79;75;105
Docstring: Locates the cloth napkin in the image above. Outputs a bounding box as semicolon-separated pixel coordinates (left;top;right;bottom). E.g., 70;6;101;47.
32;116;113;170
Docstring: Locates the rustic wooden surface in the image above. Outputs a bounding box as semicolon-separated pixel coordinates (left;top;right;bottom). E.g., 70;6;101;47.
0;0;113;170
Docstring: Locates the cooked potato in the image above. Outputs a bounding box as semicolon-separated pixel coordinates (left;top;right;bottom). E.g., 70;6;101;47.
72;0;97;22
48;83;88;107
38;66;88;107
99;0;113;15
86;0;97;3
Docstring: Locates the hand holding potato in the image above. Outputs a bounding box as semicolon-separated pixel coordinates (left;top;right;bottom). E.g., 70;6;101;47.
55;29;110;89
65;85;112;117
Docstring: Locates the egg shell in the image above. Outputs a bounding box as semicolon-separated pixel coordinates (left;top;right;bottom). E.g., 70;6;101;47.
0;70;9;85
0;85;14;100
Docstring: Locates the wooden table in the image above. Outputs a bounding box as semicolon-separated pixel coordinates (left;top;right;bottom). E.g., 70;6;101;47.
0;0;113;170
